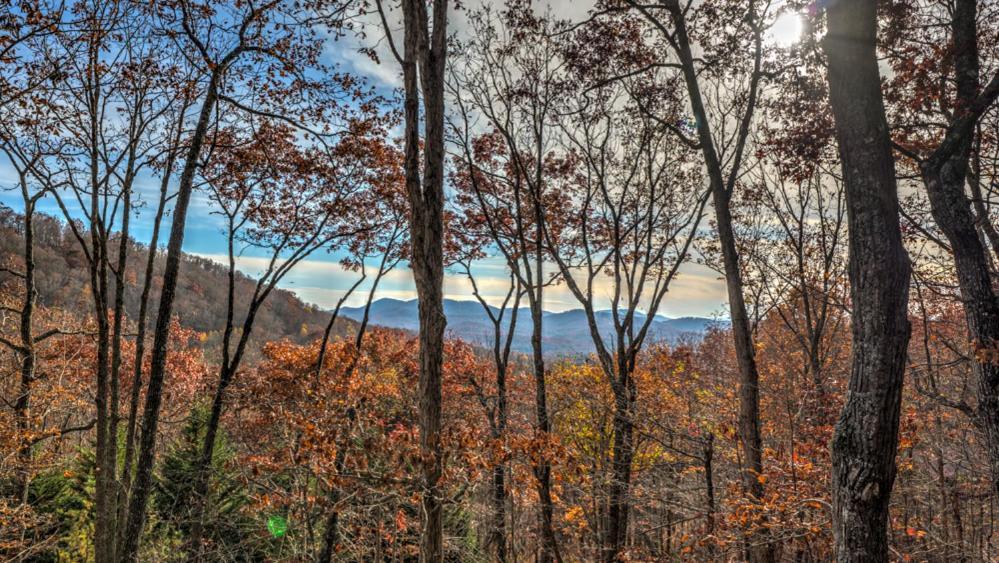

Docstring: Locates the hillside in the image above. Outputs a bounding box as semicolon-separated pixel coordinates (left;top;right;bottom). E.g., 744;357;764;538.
340;297;723;356
0;209;355;355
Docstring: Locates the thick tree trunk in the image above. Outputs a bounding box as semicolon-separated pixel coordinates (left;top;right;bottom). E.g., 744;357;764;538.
919;0;999;498
824;2;912;560
415;277;446;563
924;157;999;496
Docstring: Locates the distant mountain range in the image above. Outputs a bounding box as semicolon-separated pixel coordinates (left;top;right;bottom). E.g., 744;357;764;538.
340;298;725;356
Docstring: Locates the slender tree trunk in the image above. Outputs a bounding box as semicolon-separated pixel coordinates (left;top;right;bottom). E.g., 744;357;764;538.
120;71;221;562
13;198;37;503
704;433;716;536
91;190;116;563
661;6;773;558
317;269;390;562
528;275;559;563
823;2;912;560
492;456;508;562
491;337;510;563
109;179;132;532
318;445;348;563
118;151;173;552
714;190;770;556
189;296;263;559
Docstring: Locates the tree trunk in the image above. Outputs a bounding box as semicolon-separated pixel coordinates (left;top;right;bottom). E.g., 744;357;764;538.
400;2;449;560
704;434;716;544
918;0;999;498
661;5;773;558
13;199;37;503
603;384;636;562
823;1;912;560
528;272;559;563
490;357;509;563
491;460;508;562
119;70;221;562
118;149;174;552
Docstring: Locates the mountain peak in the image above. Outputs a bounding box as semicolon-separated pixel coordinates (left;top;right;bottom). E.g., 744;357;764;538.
340;298;721;356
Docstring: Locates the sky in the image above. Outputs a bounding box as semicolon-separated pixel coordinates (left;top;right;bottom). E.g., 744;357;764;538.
0;1;804;319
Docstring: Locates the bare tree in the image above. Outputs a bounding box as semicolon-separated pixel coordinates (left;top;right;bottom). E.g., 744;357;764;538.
545;90;707;560
902;0;999;497
449;201;523;562
121;0;360;556
448;7;569;559
613;1;776;558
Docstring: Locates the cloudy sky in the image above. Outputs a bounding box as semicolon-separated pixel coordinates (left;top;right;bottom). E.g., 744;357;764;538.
0;1;803;319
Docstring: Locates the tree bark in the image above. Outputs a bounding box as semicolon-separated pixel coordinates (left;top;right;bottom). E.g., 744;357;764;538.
529;289;559;563
13;195;37;503
604;380;636;562
823;2;912;560
918;0;999;497
399;1;449;560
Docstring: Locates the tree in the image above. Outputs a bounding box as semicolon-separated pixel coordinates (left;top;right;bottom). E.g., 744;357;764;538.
542;84;706;560
9;5;189;558
188;119;385;559
599;0;778;557
891;0;999;496
374;0;450;559
822;1;913;560
122;0;365;557
448;7;570;558
448;216;522;563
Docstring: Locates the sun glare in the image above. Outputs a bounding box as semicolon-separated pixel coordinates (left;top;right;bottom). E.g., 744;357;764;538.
769;12;803;47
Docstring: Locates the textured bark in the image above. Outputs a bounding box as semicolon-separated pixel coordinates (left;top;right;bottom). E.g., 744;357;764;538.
823;2;912;560
604;383;636;562
491;462;508;562
399;1;449;559
918;0;999;497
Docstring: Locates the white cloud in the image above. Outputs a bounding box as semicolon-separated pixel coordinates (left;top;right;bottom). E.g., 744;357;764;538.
191;251;728;317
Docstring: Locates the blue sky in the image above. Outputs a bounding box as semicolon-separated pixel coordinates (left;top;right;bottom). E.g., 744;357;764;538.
0;0;752;318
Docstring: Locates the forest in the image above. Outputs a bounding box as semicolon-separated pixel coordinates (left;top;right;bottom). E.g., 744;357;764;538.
1;0;998;561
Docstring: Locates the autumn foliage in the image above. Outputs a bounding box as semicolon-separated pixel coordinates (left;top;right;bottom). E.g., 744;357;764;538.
1;0;999;561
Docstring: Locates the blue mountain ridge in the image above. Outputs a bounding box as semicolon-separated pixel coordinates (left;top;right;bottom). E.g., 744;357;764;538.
339;298;726;356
